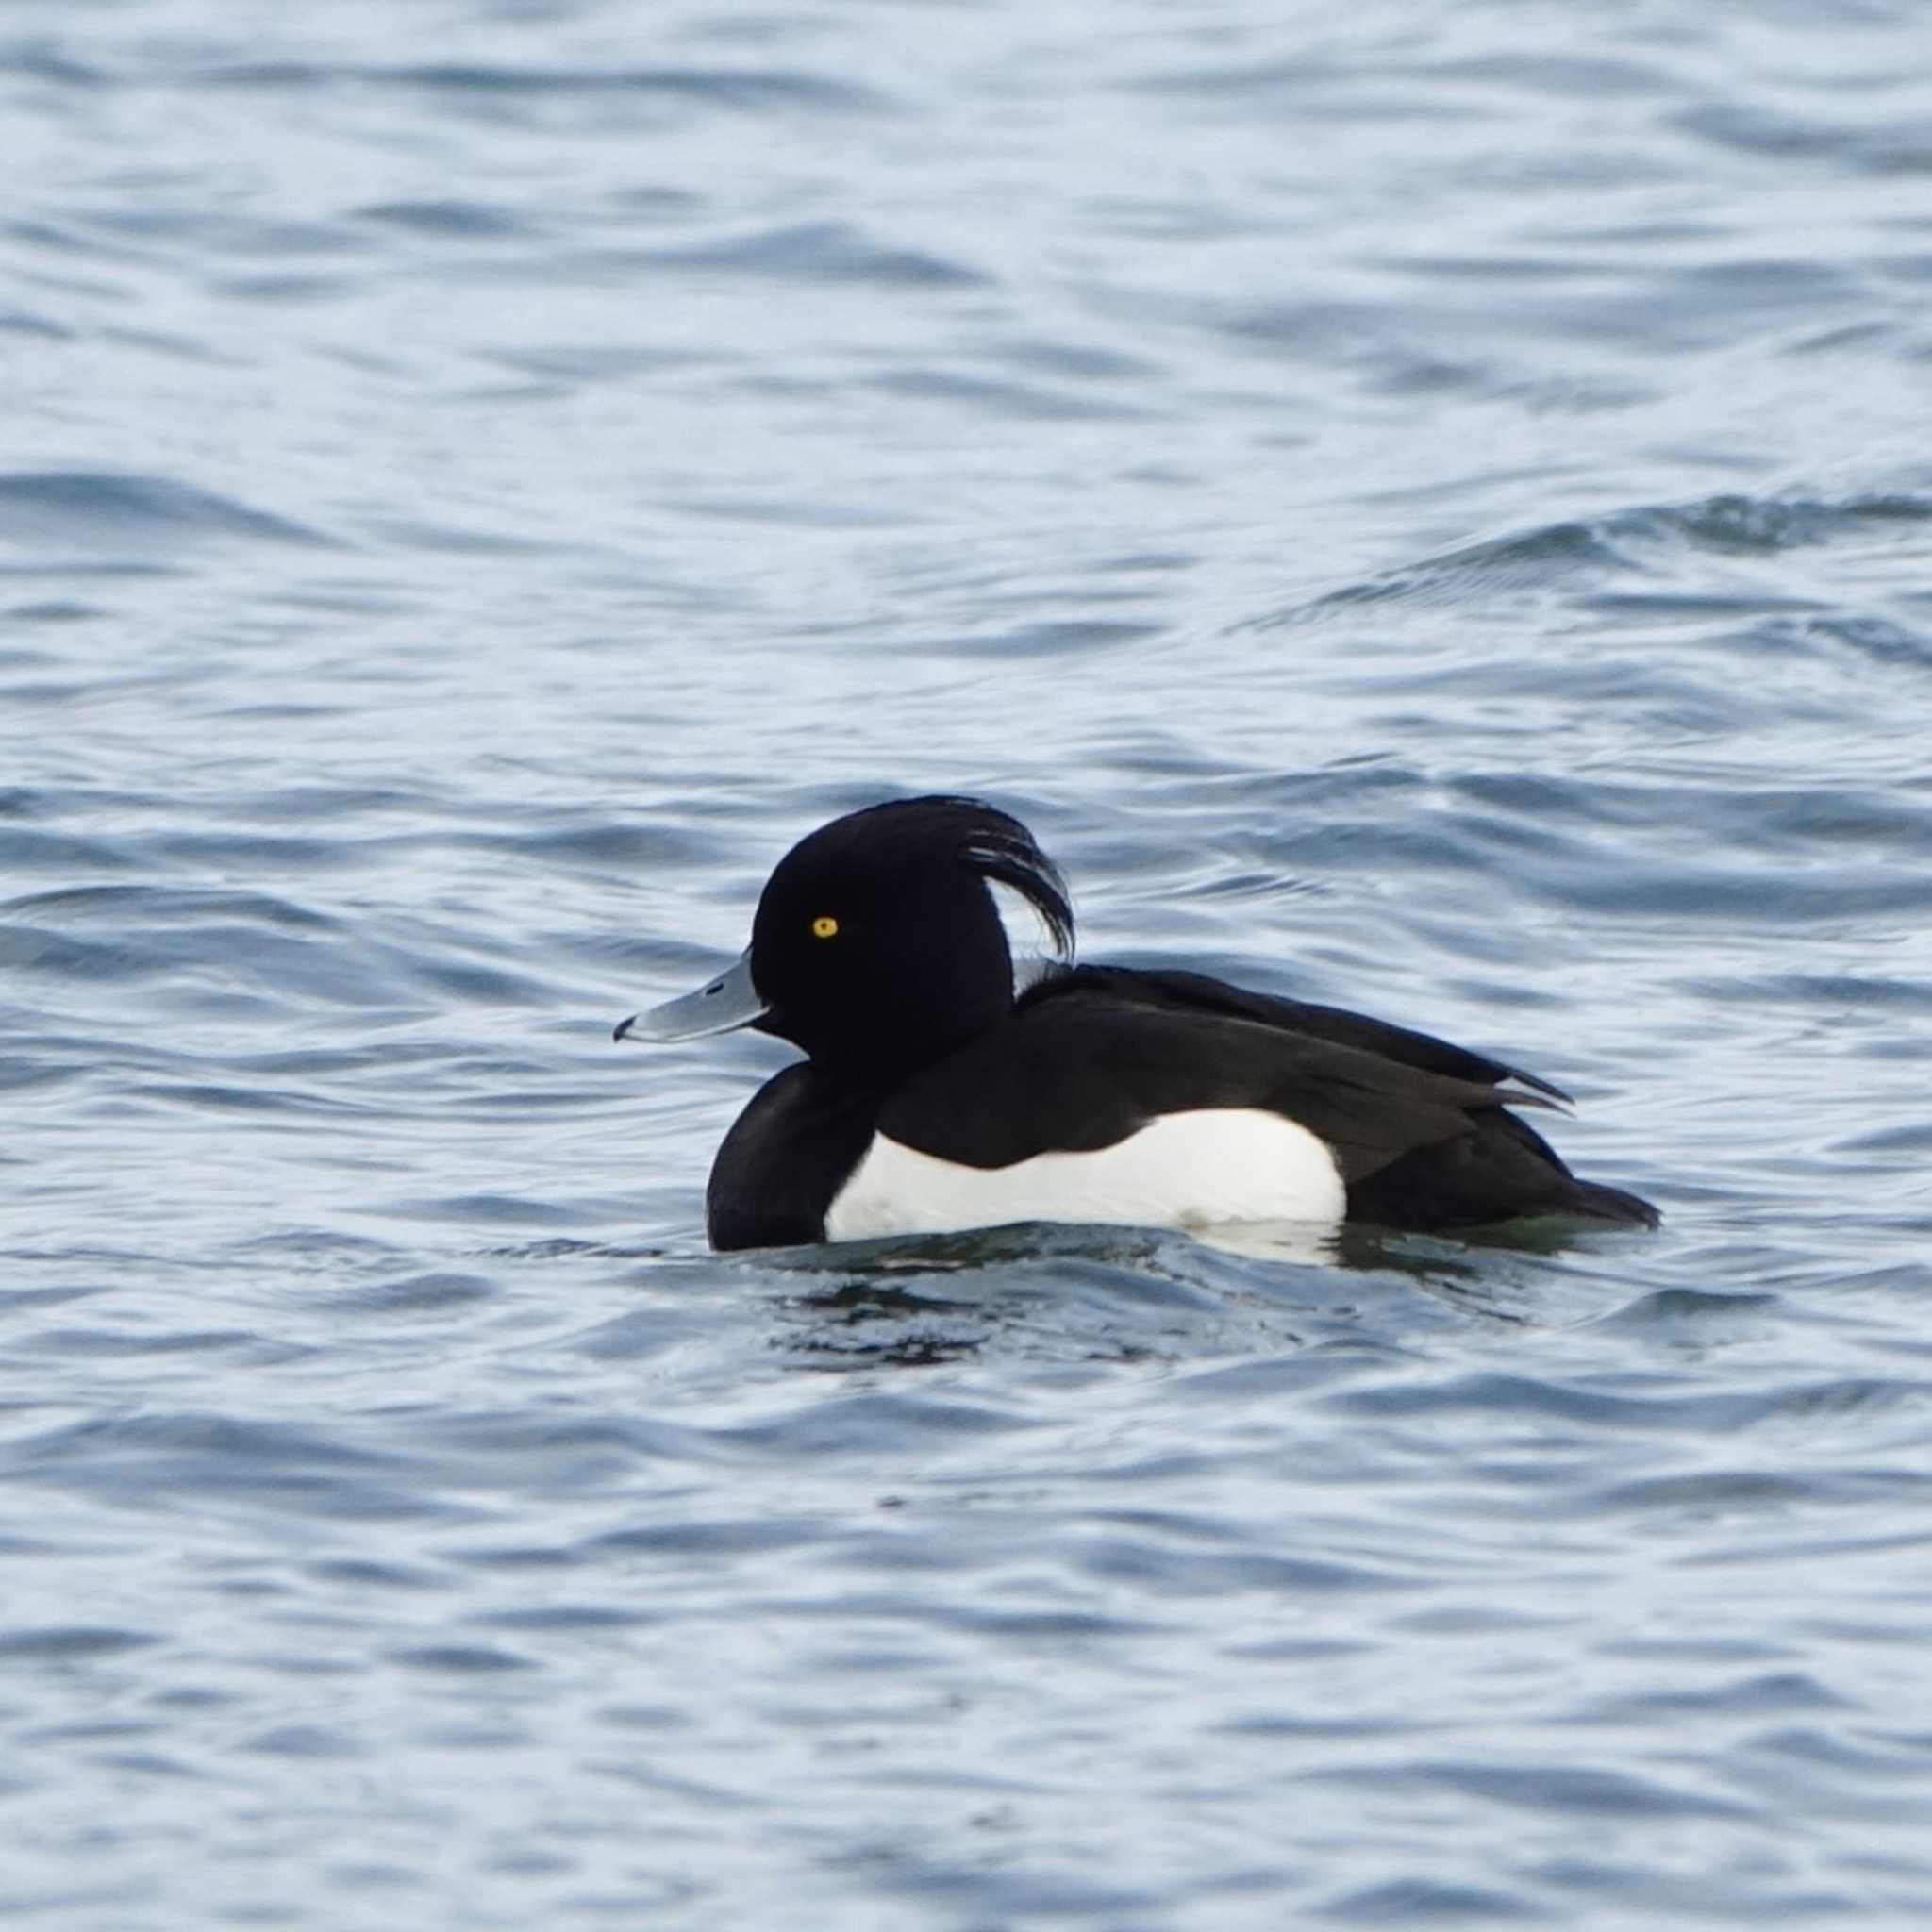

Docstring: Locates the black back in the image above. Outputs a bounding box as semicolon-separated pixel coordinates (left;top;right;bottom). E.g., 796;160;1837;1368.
1058;966;1571;1103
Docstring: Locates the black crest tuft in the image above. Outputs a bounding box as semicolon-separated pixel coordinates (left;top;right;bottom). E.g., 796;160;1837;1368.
817;795;1074;960
945;800;1076;963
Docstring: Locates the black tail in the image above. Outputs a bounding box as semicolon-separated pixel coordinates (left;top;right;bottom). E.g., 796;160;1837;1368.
1348;1107;1659;1232
1560;1177;1661;1229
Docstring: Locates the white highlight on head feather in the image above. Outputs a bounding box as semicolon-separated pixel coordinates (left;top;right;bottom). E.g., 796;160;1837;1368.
824;1108;1345;1243
985;876;1074;995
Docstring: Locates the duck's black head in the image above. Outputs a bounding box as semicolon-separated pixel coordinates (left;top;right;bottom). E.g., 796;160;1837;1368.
617;796;1074;1084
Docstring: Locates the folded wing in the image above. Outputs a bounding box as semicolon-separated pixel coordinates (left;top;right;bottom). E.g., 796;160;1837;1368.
882;966;1656;1230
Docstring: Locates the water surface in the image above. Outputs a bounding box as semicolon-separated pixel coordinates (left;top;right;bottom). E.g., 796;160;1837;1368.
7;2;1932;1924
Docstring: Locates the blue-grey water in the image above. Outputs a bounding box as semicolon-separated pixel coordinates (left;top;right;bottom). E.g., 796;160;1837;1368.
7;2;1932;1924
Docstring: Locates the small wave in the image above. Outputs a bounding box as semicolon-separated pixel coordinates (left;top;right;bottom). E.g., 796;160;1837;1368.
1266;491;1932;623
0;471;335;553
0;1626;156;1659
353;198;538;242
635;220;987;290
7;1410;441;1523
0;881;338;932
1676;99;1932;179
195;59;889;116
869;367;1140;423
0;308;73;341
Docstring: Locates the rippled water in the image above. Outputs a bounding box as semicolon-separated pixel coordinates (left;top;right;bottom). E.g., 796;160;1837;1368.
8;1;1932;1924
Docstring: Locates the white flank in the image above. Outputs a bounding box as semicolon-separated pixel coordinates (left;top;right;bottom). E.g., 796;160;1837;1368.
824;1108;1345;1242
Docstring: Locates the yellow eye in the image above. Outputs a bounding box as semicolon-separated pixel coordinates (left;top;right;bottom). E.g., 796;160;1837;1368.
810;915;839;940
